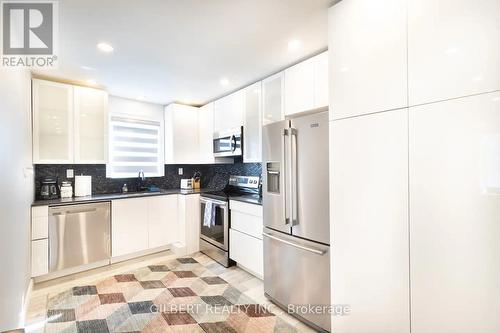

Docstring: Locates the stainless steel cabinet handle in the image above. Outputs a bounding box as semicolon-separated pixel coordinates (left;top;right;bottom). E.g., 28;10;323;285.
262;232;326;255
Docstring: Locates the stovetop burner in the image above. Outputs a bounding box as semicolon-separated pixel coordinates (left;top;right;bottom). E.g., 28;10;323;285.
201;175;261;202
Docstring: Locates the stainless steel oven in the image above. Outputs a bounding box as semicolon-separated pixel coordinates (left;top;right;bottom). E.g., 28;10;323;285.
213;127;243;157
199;197;231;266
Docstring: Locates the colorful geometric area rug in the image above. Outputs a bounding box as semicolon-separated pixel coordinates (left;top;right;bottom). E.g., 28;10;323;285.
43;255;299;333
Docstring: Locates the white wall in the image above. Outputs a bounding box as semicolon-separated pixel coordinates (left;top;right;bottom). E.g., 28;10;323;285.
0;69;34;331
108;95;164;122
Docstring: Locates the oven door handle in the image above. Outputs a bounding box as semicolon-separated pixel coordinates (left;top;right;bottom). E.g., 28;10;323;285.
200;197;228;206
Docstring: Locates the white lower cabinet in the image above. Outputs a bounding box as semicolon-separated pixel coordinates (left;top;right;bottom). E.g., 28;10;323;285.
31;206;49;277
177;194;200;255
112;195;184;258
229;201;263;278
229;229;263;278
148;195;178;249
331;110;410;333
112;198;150;257
31;239;49;277
410;92;500;333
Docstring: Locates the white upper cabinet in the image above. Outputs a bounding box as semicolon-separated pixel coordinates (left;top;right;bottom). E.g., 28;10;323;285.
33;79;109;164
409;92;500;333
262;72;284;125
329;0;408;120
408;0;500;106
74;86;108;164
33;79;74;164
284;51;329;116
198;102;215;164
243;82;262;162
214;90;244;132
285;57;315;116
314;51;329;109
331;110;410;333
164;103;199;164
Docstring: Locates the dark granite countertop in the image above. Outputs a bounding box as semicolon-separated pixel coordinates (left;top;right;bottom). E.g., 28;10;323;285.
229;194;262;206
32;188;210;207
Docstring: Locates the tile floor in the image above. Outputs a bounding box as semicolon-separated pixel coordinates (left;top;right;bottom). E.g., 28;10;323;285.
25;251;317;333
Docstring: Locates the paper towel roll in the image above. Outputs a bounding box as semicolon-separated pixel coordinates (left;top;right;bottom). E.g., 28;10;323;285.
75;176;92;197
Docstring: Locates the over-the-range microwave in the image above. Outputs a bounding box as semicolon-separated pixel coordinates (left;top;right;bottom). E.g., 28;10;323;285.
213;127;243;157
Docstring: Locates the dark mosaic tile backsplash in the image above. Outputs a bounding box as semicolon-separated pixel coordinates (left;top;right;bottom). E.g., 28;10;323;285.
34;159;262;200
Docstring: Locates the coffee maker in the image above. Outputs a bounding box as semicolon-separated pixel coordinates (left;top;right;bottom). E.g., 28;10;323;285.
40;177;59;200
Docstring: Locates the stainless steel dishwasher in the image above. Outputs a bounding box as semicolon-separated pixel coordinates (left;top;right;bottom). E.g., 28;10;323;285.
49;202;111;273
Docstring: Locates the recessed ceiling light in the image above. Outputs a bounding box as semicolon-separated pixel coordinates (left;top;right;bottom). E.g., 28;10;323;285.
220;78;229;86
97;42;114;53
86;79;97;86
288;39;302;51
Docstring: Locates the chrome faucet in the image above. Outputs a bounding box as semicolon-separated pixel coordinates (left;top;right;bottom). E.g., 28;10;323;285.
137;170;146;191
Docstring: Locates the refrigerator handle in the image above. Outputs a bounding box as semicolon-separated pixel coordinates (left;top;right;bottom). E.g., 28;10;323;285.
290;128;298;225
283;128;291;225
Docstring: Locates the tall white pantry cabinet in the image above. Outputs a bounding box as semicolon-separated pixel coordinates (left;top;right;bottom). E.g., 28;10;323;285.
329;0;500;332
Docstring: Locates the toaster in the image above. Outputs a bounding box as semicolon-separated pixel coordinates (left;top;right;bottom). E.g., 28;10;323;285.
180;178;193;190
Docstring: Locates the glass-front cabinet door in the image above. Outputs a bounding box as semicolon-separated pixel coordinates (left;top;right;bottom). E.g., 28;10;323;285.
74;86;108;163
33;79;74;164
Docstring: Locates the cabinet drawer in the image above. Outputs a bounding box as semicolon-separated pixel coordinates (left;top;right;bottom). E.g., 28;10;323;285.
31;239;48;277
229;229;263;278
32;206;48;218
230;200;262;217
32;216;48;240
230;211;263;240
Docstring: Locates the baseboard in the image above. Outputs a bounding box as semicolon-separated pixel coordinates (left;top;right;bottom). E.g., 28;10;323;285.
236;263;263;280
171;242;187;256
110;245;170;264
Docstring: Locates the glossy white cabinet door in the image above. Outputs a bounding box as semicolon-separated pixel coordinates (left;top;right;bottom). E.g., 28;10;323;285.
214;90;244;132
243;82;262;162
31;239;48;277
112;198;149;257
262;72;284;125
148;195;178;249
164;104;199;164
198;102;215;164
284;57;315;116
331;110;410;333
328;0;408;120
410;92;500;333
408;0;500;106
178;194;200;255
32;79;74;163
229;229;263;278
314;51;329;109
74;86;108;164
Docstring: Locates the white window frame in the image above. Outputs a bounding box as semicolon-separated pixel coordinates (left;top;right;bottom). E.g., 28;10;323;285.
106;114;164;179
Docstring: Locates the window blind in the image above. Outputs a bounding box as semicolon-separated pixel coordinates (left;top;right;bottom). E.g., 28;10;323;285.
106;116;164;178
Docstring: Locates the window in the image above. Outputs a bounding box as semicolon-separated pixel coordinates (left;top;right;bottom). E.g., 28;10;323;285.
106;115;164;178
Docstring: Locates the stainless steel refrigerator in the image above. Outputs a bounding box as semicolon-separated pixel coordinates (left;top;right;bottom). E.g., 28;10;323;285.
262;110;330;332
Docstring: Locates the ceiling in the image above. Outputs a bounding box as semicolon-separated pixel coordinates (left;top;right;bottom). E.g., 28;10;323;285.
35;0;332;106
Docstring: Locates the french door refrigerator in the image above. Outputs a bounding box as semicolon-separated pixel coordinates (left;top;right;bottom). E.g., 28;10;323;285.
262;111;331;332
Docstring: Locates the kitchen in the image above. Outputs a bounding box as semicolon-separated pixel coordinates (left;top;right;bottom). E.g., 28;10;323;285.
1;0;499;333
